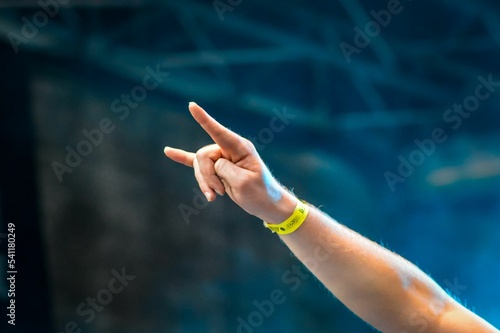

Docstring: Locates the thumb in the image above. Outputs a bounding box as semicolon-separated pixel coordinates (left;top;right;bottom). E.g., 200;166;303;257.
214;158;244;185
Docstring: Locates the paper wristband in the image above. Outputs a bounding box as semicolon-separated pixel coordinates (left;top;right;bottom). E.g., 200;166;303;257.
263;200;309;235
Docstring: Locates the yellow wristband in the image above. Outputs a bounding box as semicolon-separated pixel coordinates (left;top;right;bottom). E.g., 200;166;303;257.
263;200;309;235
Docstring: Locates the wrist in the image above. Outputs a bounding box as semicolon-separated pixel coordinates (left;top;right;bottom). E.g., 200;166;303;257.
259;190;298;225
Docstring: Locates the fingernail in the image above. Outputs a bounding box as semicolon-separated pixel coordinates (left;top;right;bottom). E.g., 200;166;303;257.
163;146;170;154
215;189;223;196
204;192;212;202
189;101;196;107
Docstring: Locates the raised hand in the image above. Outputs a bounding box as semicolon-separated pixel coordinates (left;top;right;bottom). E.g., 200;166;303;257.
164;102;296;224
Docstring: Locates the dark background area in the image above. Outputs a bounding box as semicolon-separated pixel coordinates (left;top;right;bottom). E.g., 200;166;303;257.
0;0;499;332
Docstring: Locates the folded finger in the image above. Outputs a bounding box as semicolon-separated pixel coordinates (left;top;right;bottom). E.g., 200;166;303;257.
196;145;226;196
193;158;216;202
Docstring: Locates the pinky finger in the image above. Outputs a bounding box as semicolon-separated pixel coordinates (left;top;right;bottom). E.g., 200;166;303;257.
164;146;195;167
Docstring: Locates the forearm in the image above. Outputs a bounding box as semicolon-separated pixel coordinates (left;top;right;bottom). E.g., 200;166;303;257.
275;195;451;332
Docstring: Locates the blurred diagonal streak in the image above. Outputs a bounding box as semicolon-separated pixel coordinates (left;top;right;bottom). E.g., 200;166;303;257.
427;155;500;186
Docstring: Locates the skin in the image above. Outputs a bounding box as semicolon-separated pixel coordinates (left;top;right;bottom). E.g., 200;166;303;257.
164;102;499;333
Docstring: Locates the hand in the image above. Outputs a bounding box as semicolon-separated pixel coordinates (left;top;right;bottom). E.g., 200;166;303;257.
164;102;297;224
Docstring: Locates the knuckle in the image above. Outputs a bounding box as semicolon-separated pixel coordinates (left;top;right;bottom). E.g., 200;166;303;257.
196;144;221;160
195;146;210;158
239;138;256;153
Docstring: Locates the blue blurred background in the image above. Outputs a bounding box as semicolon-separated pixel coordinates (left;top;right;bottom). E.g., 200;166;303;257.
1;0;499;332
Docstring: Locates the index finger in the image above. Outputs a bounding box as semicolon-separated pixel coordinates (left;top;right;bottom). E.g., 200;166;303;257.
188;102;244;153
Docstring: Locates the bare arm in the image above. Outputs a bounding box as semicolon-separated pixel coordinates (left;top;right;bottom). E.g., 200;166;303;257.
281;206;498;332
165;102;499;333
